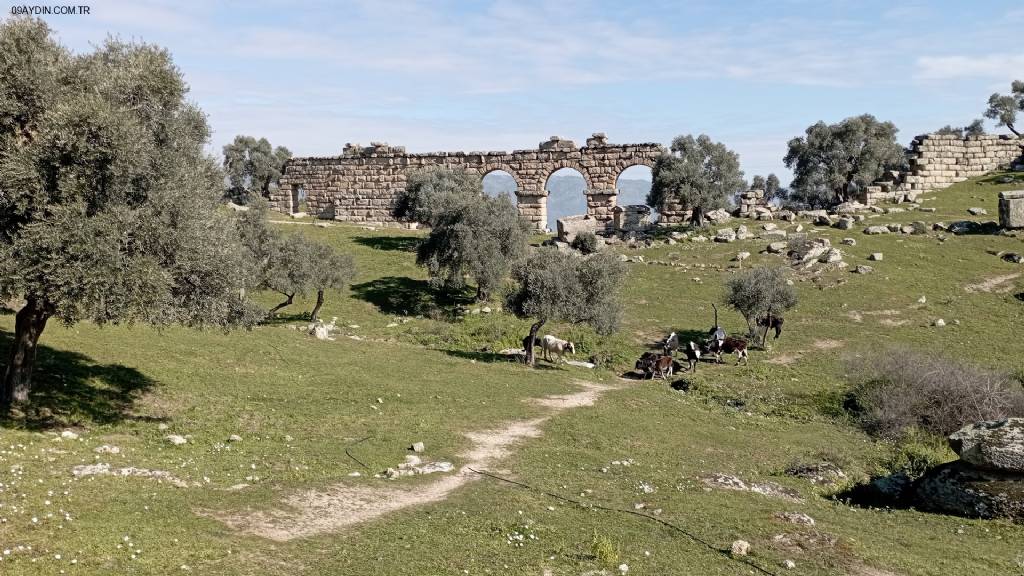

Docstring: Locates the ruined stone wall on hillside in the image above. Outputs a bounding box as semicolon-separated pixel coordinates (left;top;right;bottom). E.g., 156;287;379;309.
271;133;665;231
860;133;1022;205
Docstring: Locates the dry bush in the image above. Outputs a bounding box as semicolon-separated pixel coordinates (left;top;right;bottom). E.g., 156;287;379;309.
846;348;1024;440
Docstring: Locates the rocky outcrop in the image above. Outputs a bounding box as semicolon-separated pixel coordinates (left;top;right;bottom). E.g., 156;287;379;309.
913;419;1024;520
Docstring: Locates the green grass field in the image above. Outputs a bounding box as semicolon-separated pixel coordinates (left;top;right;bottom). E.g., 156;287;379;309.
1;173;1023;575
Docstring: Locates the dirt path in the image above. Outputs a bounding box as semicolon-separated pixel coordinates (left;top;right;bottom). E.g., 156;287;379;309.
214;380;616;541
964;272;1022;293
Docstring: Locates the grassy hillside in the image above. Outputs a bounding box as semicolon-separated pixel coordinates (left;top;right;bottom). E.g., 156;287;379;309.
0;173;1022;575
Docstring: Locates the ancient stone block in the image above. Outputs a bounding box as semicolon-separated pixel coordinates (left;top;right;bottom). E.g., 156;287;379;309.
999;190;1024;229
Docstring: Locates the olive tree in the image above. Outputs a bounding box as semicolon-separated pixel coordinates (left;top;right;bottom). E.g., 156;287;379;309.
417;191;531;300
223;135;292;203
784;115;907;208
936;120;985;138
984;80;1024;138
506;249;626;366
392;167;481;227
235;200;355;320
724;266;798;344
649;134;746;227
751;173;785;202
0;19;262;409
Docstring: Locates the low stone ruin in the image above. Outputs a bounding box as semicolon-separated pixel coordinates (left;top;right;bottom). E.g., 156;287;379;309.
556;214;597;242
737;188;774;219
612;204;653;234
999;190;1024;229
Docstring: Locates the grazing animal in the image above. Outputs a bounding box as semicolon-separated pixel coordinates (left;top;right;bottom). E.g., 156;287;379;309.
635;352;660;378
681;341;702;372
652;355;676;379
704;336;749;365
756;315;785;339
539;334;576;363
662;331;679;356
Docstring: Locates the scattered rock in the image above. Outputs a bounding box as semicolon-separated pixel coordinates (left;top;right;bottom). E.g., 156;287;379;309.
384;455;454;478
842;238;857;246
72;463;197;488
410;441;425;453
868;252;883;261
730;540;751;556
864;225;890;235
734;251;751;263
949;419;1024;473
94;445;120;454
854;265;874;274
968;207;987;216
60;430;79;440
228;434;243;442
767;242;787;254
783;559;797;569
714;228;737;243
165;434;188;446
914;460;1024;520
565;360;596;369
917;295;927;304
774;512;815;526
933;319;946;327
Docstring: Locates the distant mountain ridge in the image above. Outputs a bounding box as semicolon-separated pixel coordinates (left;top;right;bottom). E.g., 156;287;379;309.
483;174;654;230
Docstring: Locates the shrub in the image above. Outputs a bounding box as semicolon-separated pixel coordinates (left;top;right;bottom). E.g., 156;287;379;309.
723;266;798;340
570;231;600;254
591;532;619;566
846;348;1024;440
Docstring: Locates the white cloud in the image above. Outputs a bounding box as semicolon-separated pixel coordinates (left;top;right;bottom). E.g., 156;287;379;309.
915;53;1024;81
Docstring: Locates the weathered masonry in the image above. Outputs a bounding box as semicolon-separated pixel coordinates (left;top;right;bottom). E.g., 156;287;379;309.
271;133;665;230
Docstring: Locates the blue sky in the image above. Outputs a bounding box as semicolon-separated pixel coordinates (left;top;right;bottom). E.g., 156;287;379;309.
22;0;1024;183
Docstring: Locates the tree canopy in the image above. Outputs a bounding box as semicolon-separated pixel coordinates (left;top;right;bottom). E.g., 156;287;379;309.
935;120;985;138
223;135;291;203
648;134;745;227
506;249;626;365
0;18;261;408
984;80;1024;138
783;114;907;208
392;167;481;227
751;173;785;202
724;266;798;341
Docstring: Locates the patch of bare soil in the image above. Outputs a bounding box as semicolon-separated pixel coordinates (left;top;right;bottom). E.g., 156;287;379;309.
964;272;1022;294
766;352;802;365
215;381;615;541
812;339;842;350
862;309;900;316
845;311;863;322
878;318;911;327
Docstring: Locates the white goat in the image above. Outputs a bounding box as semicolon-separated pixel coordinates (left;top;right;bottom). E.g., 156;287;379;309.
540;334;576;363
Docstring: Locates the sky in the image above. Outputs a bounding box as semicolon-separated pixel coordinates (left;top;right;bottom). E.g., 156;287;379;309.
18;0;1024;183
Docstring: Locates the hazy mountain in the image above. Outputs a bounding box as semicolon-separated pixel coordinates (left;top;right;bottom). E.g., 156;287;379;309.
483;174;654;231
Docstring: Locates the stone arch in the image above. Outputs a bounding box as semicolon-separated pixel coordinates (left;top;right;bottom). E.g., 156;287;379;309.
543;160;594;193
611;158;656;186
481;167;521;205
480;165;524;191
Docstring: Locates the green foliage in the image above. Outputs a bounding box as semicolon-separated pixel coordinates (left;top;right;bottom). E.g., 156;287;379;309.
648;134;745;226
591;532;620;566
506;249;626;336
392;167;482;227
222;135;291;203
984;80;1024;137
751;173;785;202
723;266;798;334
784;114;907;208
935;120;986;138
570;231;600;254
878;428;955;478
417;190;531;300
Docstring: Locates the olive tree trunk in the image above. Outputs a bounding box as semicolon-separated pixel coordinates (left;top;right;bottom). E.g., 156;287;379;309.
268;292;295;316
525;320;545;366
309;289;325;322
2;298;52;410
690;206;706;228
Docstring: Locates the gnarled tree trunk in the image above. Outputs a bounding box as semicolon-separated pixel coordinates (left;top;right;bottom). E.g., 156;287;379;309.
525;320;545;366
268;292;295;316
309;289;325;322
690;205;705;228
2;298;52;410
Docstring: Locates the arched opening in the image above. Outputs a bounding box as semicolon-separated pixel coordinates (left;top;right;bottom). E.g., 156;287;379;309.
482;170;518;206
615;165;657;222
545;167;588;232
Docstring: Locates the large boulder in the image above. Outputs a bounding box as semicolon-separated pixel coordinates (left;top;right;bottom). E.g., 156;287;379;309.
913;460;1024;520
999;191;1024;229
556;214;597;242
705;208;732;224
948;418;1024;473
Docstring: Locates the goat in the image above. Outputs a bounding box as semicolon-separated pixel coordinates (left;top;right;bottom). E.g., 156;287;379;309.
661;331;679;356
653;355;681;379
681;341;702;372
703;336;749;365
635;352;659;378
756;315;785;339
540;334;576;363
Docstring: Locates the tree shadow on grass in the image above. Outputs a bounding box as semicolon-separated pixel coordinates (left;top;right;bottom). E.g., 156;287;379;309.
260;311;311;327
0;329;159;430
352;235;420;252
350;276;472;319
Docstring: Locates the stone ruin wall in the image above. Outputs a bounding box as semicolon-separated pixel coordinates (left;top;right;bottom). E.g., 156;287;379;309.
862;133;1023;204
272;133;665;231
